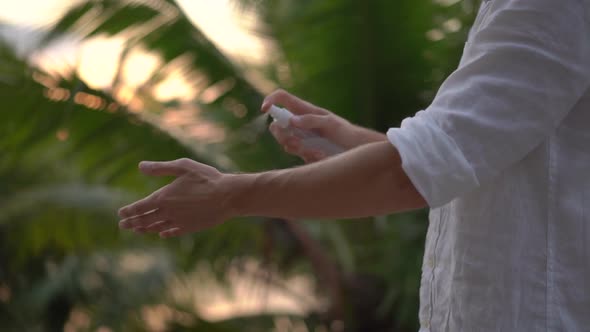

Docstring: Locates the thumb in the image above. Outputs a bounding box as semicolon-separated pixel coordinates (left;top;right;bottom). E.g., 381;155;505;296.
290;114;331;131
139;160;189;177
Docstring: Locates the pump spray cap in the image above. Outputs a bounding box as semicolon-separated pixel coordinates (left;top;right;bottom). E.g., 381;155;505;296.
268;105;293;128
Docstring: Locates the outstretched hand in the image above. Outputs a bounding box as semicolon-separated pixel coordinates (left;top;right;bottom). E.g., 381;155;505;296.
118;158;237;238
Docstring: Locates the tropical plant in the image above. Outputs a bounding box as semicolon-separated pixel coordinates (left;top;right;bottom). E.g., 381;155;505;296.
0;41;269;331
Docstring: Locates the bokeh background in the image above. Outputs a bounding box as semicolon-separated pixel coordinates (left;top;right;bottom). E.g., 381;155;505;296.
0;1;478;331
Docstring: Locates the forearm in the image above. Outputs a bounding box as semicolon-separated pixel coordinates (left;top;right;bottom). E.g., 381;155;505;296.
231;141;427;220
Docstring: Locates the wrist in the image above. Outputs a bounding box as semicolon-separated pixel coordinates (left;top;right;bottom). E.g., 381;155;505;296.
223;173;257;218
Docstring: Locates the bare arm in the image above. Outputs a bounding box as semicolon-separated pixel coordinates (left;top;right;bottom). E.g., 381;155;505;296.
117;90;424;237
117;140;426;238
232;141;426;220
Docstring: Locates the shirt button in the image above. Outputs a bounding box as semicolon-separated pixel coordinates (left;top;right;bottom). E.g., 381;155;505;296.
421;321;430;329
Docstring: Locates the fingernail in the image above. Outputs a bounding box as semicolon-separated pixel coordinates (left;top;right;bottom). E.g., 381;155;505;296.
261;102;268;112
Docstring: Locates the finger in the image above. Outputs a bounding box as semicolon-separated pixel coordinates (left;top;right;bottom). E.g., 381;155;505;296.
284;145;301;156
118;196;158;219
270;123;302;148
261;89;326;115
160;227;184;238
139;158;192;177
119;208;164;229
310;149;326;160
284;137;301;151
284;138;304;154
269;121;279;135
290;114;332;131
144;220;174;233
302;150;325;163
302;155;314;163
269;122;290;142
303;156;320;163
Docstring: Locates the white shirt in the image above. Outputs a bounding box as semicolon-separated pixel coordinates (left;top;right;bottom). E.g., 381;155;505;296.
387;0;590;330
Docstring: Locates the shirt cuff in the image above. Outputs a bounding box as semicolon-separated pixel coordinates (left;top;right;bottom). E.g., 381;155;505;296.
386;111;480;208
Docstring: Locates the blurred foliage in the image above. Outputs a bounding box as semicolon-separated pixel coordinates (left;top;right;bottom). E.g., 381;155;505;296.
1;0;477;331
246;0;475;130
0;41;266;331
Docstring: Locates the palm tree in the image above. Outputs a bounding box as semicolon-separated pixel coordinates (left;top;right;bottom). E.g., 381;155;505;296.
1;0;476;330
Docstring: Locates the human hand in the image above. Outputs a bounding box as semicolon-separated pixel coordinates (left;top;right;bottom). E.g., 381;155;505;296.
261;89;358;163
118;159;236;238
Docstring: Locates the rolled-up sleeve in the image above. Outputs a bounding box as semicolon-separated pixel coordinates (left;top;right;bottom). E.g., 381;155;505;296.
388;0;590;208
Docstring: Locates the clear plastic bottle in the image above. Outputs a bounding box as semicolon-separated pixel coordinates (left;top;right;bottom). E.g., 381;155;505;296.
269;105;345;156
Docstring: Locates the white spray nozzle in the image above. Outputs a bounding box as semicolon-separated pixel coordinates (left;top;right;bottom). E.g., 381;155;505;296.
268;105;293;128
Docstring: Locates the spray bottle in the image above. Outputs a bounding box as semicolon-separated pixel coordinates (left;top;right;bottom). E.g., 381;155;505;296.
268;105;345;156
